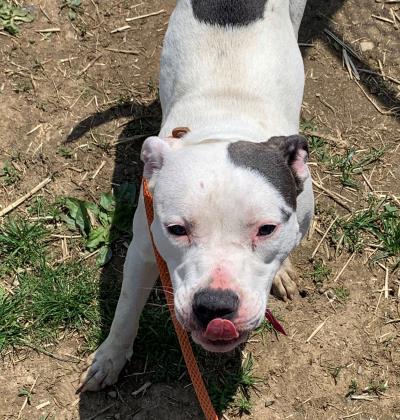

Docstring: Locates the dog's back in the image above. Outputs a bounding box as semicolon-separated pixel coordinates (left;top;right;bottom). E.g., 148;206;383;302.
159;0;307;139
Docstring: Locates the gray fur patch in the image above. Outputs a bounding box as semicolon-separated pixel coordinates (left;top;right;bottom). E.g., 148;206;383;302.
191;0;268;27
228;141;298;209
299;210;313;238
280;207;292;223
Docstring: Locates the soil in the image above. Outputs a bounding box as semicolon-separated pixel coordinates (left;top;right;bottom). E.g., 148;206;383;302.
0;1;399;419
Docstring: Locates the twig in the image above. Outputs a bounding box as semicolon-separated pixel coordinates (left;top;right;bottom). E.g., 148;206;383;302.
324;29;362;61
126;9;165;22
385;318;400;324
361;173;374;192
110;25;131;33
384;266;389;299
0;177;52;218
312;180;352;212
77;54;103;77
358;68;400;85
306;319;328;343
35;28;61;33
311;216;339;259
350;395;376;401
131;381;152;396
79;248;100;262
341;412;363;419
87;404;116;420
35;401;50;410
91;160;106;179
51;234;81;239
375;290;383;315
354;79;394;115
39;5;52;23
333;253;355;282
21;342;80;363
18;377;38;419
104;47;139;55
371;14;395;24
316;93;336;115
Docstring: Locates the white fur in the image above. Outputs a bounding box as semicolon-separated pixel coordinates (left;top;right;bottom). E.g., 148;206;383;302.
79;0;311;391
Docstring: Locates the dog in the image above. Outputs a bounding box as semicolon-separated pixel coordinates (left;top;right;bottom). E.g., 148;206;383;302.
78;0;313;392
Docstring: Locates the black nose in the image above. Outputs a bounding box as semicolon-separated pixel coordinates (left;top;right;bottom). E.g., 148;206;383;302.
192;288;239;328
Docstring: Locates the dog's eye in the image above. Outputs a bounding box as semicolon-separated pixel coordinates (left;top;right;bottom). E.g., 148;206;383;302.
167;225;187;236
257;225;276;237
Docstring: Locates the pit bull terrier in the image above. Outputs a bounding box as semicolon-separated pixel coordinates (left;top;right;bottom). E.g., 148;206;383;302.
78;0;313;392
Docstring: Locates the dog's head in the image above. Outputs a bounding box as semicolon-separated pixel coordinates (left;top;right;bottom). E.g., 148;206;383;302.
141;134;309;352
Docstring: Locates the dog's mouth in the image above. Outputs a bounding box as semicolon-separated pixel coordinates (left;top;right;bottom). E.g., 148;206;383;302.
191;318;249;352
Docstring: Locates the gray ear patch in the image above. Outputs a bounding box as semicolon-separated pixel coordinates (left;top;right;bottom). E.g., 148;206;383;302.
228;140;300;209
191;0;268;27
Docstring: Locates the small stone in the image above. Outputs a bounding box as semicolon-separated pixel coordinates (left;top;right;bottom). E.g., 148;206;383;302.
107;390;117;399
265;400;275;407
360;41;374;52
357;366;363;375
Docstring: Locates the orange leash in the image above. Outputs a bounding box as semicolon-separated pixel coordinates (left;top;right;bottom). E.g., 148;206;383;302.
142;179;219;420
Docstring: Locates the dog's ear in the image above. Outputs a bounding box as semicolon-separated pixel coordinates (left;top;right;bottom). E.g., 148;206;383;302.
141;136;171;179
267;135;309;190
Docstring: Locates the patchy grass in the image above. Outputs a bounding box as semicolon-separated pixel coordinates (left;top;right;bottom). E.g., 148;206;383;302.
57;146;74;159
309;259;332;285
0;218;47;275
334;287;350;301
331;196;399;270
1;160;20;186
27;196;63;219
62;0;82;21
306;126;399;271
0;0;34;35
346;379;359;397
207;352;260;414
0;216;100;351
366;381;388;396
304;128;386;189
330;147;385;189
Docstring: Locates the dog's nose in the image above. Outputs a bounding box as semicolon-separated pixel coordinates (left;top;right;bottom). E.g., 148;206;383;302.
192;288;239;328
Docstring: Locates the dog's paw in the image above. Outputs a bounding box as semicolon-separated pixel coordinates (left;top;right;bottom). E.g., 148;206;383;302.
271;258;298;301
77;342;130;393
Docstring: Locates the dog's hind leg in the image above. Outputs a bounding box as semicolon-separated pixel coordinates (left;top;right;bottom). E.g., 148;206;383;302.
78;195;158;392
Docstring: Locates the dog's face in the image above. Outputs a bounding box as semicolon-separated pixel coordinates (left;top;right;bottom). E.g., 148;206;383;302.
141;135;309;352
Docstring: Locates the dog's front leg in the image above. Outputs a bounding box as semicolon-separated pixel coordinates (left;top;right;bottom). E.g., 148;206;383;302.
78;196;158;392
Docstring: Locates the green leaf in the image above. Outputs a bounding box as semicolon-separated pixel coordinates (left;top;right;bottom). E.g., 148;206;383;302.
4;21;18;35
98;209;112;228
112;206;134;234
68;9;76;20
85;201;100;217
64;198;91;236
59;214;77;232
99;193;114;212
115;183;136;206
68;0;82;6
96;245;112;267
86;227;109;250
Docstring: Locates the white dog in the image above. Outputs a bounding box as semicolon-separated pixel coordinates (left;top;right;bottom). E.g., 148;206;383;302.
79;0;313;392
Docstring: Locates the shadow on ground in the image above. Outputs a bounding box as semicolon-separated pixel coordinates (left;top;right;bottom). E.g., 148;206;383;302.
301;0;399;115
65;1;399;418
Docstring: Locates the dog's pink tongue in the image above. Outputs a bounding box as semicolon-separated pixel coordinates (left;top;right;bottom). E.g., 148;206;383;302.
204;318;239;341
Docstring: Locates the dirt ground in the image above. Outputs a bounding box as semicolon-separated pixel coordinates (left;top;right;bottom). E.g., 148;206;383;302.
1;0;400;419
